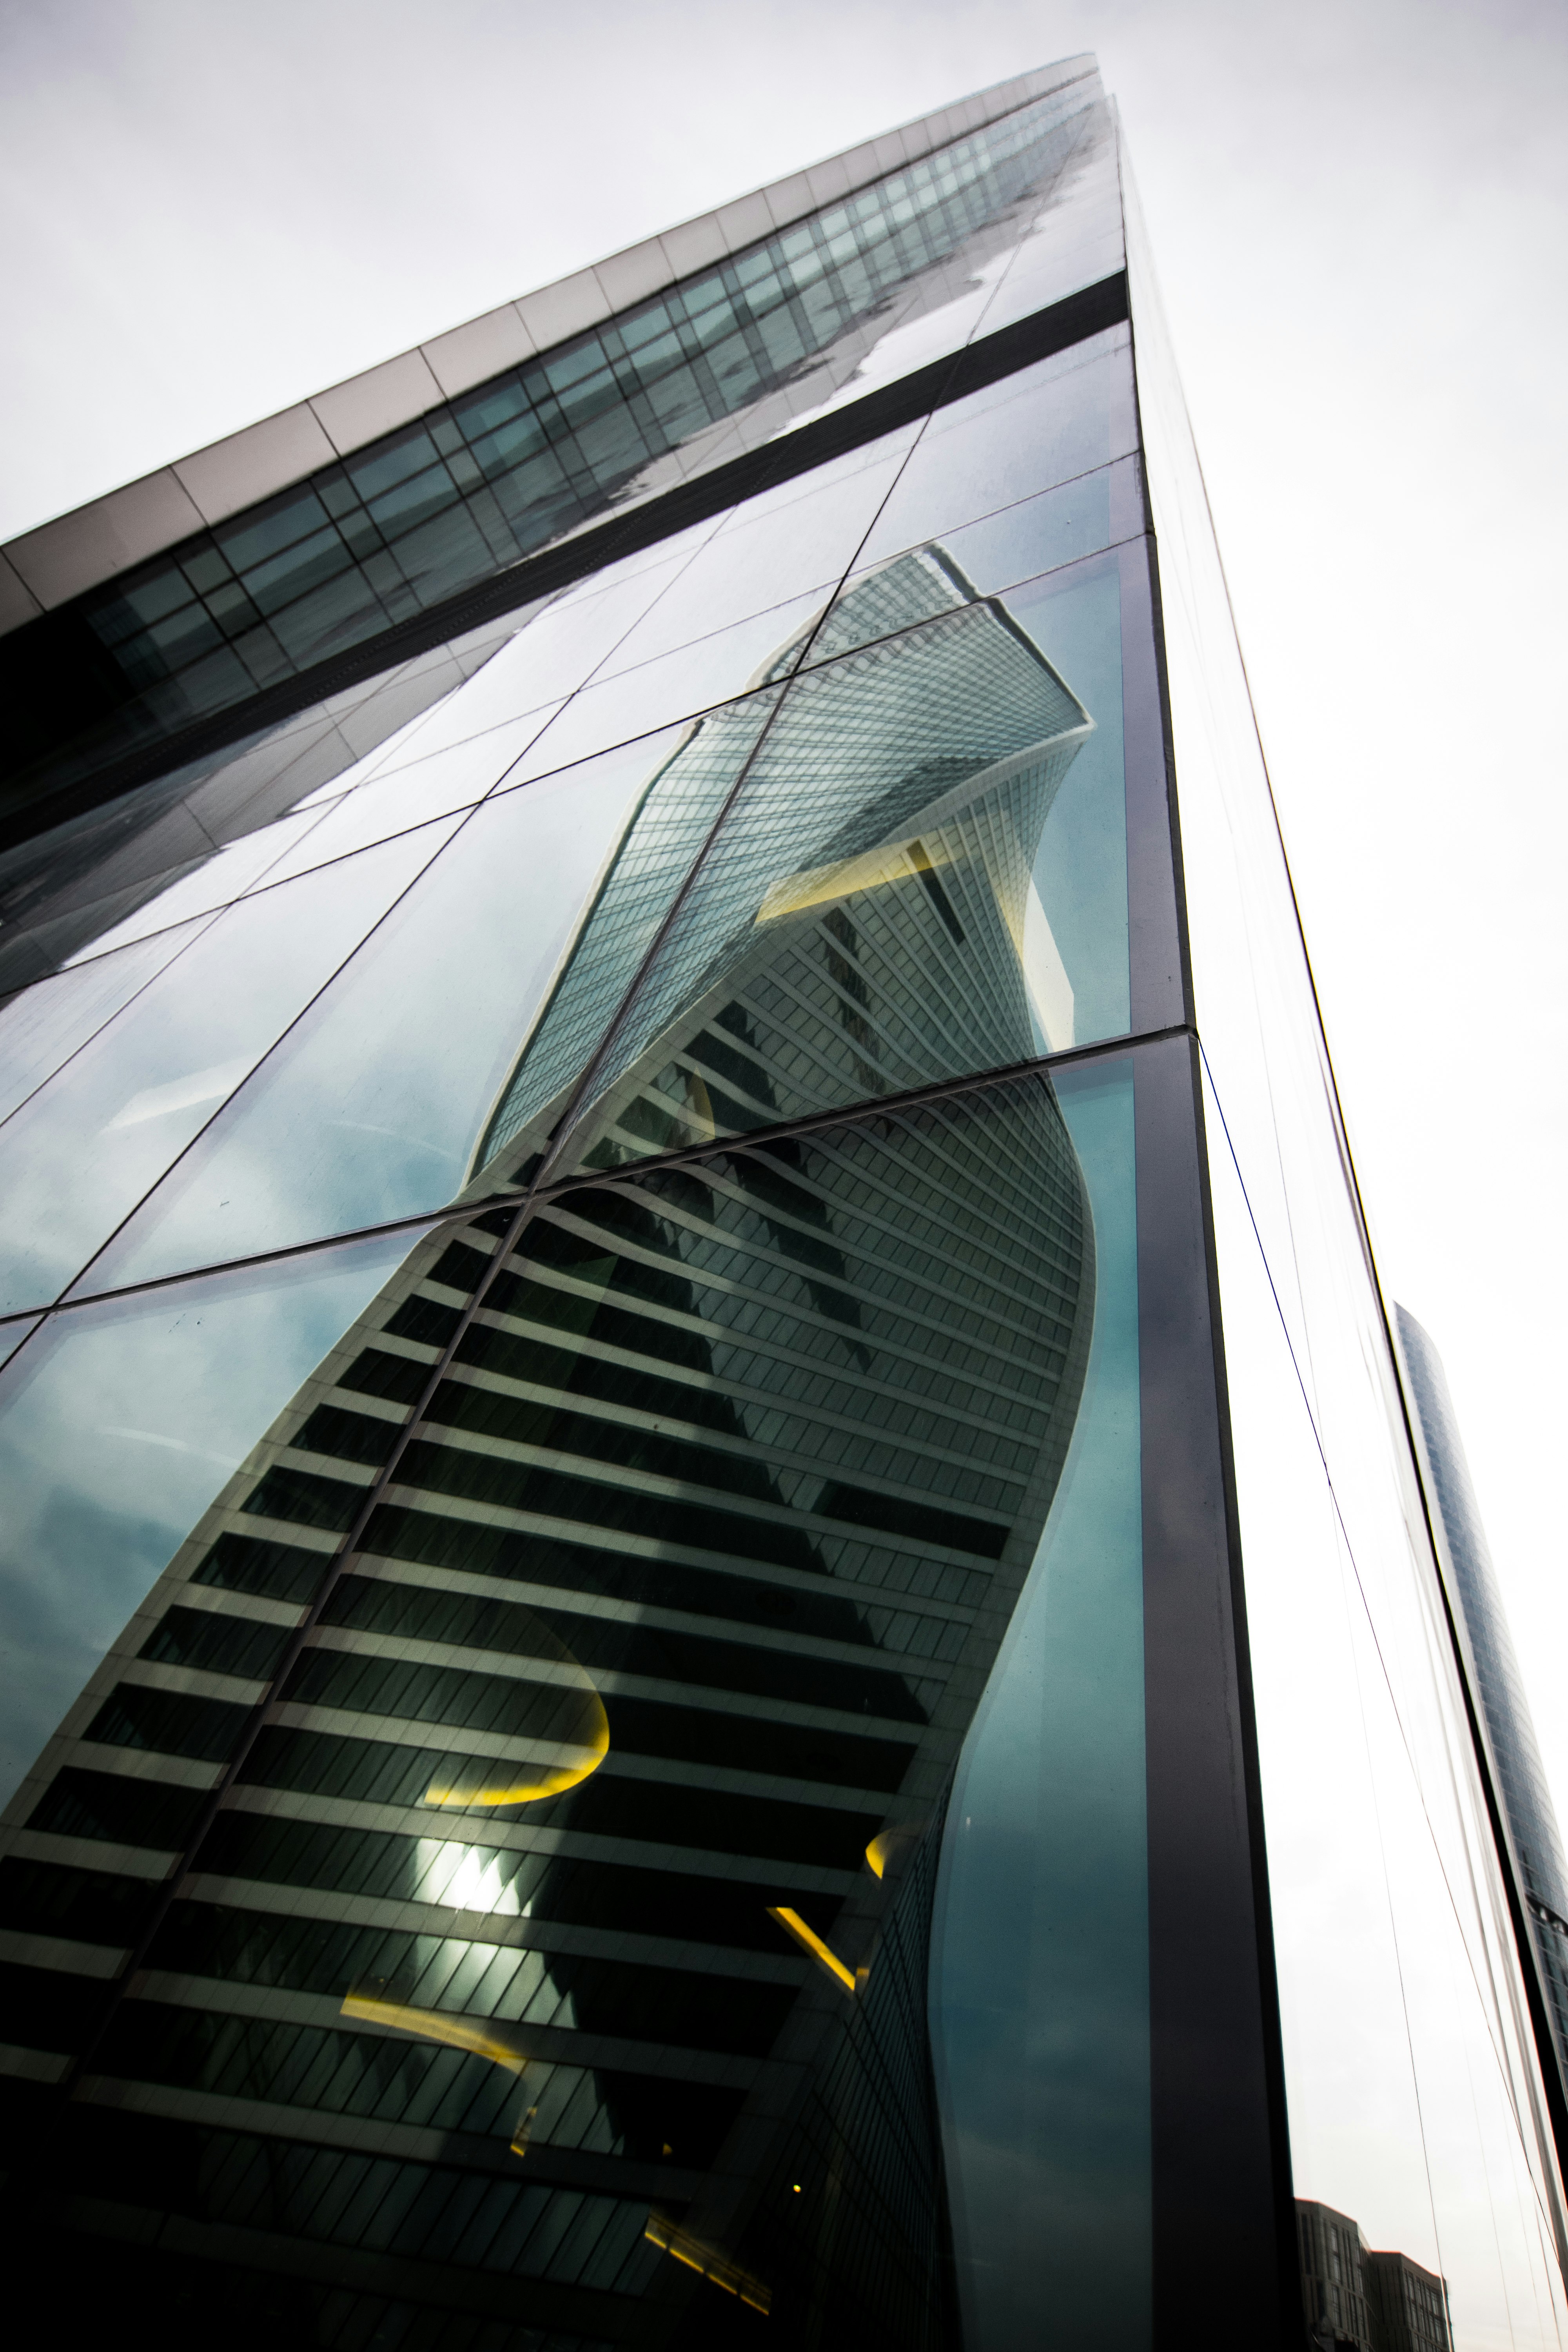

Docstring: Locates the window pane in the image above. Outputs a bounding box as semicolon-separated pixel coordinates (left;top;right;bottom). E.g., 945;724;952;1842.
933;1055;1149;2347
0;1227;426;1814
0;827;454;1312
477;551;1132;1187
73;739;675;1291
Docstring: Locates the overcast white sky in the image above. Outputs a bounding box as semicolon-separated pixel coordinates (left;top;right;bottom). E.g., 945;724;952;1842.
1;0;1564;1804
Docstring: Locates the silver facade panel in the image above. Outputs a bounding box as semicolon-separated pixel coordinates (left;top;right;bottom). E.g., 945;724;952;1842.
0;551;42;631
419;304;540;401
171;405;339;527
513;265;614;355
5;468;207;607
308;349;448;458
590;234;680;316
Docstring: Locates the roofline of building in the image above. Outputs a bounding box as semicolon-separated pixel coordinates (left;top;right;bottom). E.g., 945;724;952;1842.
0;54;1097;634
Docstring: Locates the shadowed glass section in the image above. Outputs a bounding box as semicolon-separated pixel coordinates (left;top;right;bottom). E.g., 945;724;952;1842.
3;1071;1093;2347
3;73;1112;813
476;548;1094;1186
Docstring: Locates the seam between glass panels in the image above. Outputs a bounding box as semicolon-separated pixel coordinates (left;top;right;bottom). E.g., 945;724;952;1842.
1200;1039;1568;2261
16;1024;1188;1333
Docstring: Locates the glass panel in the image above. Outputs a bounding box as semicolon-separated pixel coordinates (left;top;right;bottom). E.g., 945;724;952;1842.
476;550;1137;1187
0;826;455;1314
328;521;731;788
871;454;1134;603
1127;140;1568;2342
976;97;1125;334
1206;1072;1568;2346
485;590;833;795
0;1227;426;1815
1398;1305;1568;2085
585;434;922;681
0;615;535;991
73;737;681;1292
844;327;1138;580
0;919;210;1124
239;717;564;890
0;1070;1099;2338
933;1054;1148;2350
52;808;344;962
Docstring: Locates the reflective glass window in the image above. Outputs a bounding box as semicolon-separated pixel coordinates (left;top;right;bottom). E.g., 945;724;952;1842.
73;737;682;1291
0;826;454;1312
479;546;1141;1189
0;1228;425;1815
934;1054;1149;2347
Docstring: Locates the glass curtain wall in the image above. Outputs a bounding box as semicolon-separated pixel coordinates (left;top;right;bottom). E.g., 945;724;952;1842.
1121;121;1568;2352
0;51;1558;2352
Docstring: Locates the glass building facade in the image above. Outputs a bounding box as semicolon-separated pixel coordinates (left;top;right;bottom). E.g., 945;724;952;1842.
0;53;1560;2352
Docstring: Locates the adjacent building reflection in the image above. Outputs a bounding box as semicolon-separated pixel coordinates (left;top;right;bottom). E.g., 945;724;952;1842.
2;552;1100;2345
477;541;1093;1182
1297;2200;1453;2352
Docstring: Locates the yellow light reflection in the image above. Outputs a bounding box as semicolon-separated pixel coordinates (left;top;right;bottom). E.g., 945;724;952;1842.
864;1825;920;1879
422;1682;610;1809
341;1987;532;2074
766;1905;857;1995
645;2212;772;2315
756;836;956;925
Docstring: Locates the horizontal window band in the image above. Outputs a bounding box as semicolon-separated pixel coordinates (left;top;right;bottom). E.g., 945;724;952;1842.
0;1855;168;1953
341;1500;977;1639
0;272;1128;854
287;1391;1016;1563
294;1505;980;1640
29;2100;666;2325
64;2057;720;2203
236;1722;885;1873
312;1570;933;1726
25;1766;211;1854
80;2021;737;2192
136;1899;799;2060
187;1810;849;1953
